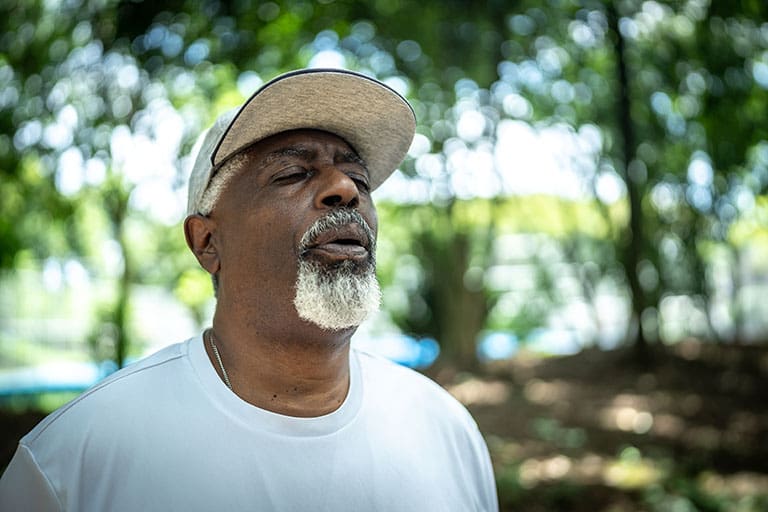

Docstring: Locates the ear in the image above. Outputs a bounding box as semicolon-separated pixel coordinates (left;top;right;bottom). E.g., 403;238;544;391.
184;214;221;275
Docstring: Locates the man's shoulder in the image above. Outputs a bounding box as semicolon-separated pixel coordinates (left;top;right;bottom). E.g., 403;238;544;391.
22;340;192;446
353;348;476;425
353;347;434;385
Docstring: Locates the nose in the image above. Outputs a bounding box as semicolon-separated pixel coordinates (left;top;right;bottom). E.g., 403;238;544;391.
315;168;360;209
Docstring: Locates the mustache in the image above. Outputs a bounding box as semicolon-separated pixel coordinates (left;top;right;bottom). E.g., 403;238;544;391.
299;208;376;254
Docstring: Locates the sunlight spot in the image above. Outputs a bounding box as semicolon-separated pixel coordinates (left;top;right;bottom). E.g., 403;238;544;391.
518;455;573;487
42;259;63;292
611;392;649;408
415;152;443;179
407;133;430;158
700;471;768;498
56;147;85;196
116;63;139;90
604;453;664;489
84;158;106;186
614;407;635;430
496;120;591;199
677;339;702;360
595;170;625;203
729;411;759;436
456;110;486;142
633;411;654;434
653;413;686;438
687;152;713;187
383;76;409;97
523;378;570;406
753;61;768;89
44;120;73;149
64;259;89;288
450;145;500;199
604;462;660;489
574;454;605;482
601;403;654;434
519;459;542;488
501;93;532;119
485;435;521;466
237;71;263;96
308;50;346;69
506;453;686;491
542;455;572;479
447;378;510;406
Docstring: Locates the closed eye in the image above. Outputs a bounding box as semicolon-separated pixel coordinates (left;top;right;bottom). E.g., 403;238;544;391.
272;167;312;184
349;174;370;192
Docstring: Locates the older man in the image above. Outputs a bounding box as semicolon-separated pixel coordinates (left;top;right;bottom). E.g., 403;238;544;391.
0;69;498;511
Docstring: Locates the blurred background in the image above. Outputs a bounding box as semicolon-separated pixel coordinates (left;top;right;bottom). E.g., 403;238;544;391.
1;0;767;510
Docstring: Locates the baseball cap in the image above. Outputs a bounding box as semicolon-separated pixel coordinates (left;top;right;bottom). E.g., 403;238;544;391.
186;68;416;215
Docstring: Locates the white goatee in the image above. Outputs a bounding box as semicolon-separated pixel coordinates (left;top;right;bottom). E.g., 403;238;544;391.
294;259;381;331
293;209;381;331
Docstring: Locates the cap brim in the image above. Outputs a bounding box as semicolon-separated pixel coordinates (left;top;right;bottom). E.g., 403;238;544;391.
212;69;416;191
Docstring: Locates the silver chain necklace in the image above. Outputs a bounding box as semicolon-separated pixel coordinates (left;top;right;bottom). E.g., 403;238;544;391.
208;330;232;390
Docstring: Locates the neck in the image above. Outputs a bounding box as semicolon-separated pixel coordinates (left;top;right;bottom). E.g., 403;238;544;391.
207;314;355;417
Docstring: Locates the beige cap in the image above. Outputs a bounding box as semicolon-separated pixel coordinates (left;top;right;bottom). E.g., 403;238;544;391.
187;69;416;215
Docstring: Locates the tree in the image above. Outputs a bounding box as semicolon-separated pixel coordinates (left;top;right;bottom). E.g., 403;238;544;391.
3;0;767;371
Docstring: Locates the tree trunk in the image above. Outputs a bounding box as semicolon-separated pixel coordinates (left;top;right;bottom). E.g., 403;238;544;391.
115;220;132;368
431;233;488;368
106;179;134;369
607;2;649;356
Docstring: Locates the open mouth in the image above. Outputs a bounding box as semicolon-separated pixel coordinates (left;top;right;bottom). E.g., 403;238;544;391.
303;223;371;260
328;238;365;248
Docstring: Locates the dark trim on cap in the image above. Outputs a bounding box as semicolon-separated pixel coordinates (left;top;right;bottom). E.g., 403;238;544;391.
208;68;415;167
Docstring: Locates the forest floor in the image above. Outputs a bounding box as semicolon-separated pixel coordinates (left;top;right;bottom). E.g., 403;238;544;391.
1;340;767;511
438;341;768;511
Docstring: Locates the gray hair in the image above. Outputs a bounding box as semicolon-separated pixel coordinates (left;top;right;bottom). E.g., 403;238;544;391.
198;150;252;295
197;151;251;216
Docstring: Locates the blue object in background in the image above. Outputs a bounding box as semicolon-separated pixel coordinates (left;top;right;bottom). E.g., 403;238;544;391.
477;331;519;361
0;360;117;397
0;334;442;399
353;334;440;369
525;328;582;355
0;328;585;398
477;328;584;361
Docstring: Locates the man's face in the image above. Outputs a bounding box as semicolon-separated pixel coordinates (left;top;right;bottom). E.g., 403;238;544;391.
207;129;380;330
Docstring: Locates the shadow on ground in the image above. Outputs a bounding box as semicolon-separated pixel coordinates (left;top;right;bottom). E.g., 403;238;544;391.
440;341;768;511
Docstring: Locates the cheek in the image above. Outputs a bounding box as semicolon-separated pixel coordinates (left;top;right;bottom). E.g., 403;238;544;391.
365;206;378;240
222;207;294;265
248;202;310;263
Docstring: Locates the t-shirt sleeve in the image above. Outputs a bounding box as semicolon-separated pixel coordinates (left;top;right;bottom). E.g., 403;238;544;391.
472;427;499;512
0;443;62;512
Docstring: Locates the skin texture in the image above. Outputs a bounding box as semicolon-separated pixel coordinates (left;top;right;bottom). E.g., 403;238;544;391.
184;129;378;417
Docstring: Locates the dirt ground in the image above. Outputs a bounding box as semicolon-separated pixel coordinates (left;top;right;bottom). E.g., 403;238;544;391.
2;341;767;511
442;341;768;510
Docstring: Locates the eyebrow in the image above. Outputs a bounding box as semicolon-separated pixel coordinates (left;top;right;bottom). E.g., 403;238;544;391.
262;145;369;174
337;150;368;172
263;145;316;165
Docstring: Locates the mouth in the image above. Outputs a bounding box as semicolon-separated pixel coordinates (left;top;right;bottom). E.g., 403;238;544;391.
302;223;371;261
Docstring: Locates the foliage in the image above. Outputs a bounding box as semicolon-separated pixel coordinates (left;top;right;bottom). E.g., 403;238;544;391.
1;0;767;369
2;3;768;510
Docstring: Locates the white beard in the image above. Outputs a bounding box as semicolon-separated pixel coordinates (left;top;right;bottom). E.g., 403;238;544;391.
293;259;381;331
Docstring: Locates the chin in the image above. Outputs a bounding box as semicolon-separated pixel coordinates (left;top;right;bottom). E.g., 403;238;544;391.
293;258;381;332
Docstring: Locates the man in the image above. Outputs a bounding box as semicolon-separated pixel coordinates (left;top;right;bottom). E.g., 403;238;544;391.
0;69;498;511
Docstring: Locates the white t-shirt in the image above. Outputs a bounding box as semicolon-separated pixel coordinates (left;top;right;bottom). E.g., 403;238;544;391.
0;334;498;511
